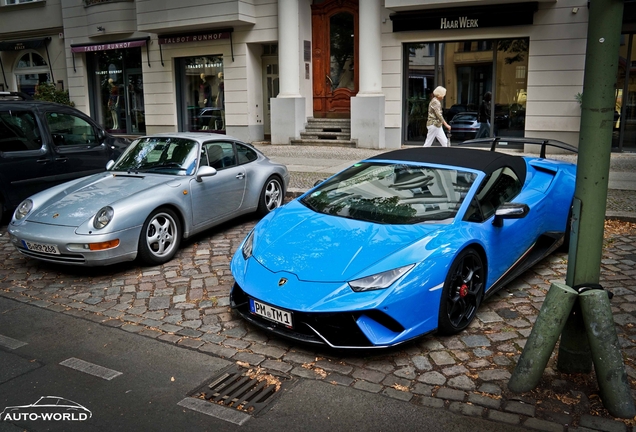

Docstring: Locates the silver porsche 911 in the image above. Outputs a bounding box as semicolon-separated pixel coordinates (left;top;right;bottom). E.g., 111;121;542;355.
7;133;289;266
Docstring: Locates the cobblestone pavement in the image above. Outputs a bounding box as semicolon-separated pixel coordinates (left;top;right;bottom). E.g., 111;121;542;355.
1;213;635;431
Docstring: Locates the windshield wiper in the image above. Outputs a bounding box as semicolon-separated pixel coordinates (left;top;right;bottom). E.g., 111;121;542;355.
137;162;185;172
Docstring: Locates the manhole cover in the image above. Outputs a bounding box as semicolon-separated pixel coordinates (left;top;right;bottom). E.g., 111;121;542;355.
189;363;295;416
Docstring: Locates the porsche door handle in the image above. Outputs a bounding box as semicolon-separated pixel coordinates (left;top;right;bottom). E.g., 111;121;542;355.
236;173;245;180
55;157;68;162
36;158;49;164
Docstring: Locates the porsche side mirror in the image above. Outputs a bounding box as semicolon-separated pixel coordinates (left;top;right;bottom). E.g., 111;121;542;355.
196;165;217;182
106;160;115;170
493;203;529;228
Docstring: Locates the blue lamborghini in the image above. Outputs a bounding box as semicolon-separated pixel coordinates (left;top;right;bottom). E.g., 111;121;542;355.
230;139;577;348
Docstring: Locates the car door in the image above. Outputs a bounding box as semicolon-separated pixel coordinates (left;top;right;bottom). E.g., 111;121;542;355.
42;108;112;183
189;141;247;228
0;108;54;208
464;166;538;285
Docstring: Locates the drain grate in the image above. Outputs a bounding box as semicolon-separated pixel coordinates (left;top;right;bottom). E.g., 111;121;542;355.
189;364;295;416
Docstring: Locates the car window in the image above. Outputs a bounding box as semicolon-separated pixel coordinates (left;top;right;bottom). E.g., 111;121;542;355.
237;143;258;164
110;137;198;175
45;112;98;147
301;162;477;224
465;167;522;222
203;141;236;170
0;110;42;152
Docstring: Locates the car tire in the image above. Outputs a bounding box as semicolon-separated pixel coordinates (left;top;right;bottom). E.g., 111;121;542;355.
257;176;283;216
137;208;181;265
438;248;485;335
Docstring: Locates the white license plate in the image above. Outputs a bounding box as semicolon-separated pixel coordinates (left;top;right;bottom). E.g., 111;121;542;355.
250;299;293;328
22;240;60;255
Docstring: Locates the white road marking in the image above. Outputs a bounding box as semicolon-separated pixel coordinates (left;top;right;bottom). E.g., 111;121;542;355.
59;357;123;381
0;334;28;350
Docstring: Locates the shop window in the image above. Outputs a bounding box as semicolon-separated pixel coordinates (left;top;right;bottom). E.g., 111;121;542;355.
87;47;145;135
176;55;225;133
404;38;528;146
15;51;49;96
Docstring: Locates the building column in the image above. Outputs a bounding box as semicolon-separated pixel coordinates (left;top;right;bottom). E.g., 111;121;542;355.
271;0;306;145
351;0;388;149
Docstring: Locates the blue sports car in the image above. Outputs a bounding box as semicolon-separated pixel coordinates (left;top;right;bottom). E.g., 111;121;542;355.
230;139;577;348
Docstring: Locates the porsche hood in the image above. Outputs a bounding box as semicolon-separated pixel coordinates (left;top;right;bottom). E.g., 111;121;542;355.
26;173;179;226
251;201;443;282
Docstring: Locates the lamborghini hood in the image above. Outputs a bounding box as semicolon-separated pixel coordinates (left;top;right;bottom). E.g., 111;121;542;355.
252;201;443;282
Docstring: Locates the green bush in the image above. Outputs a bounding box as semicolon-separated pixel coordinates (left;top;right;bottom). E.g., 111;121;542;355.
34;82;75;107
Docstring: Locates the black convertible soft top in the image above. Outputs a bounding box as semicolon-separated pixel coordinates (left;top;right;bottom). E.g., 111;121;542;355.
368;147;527;185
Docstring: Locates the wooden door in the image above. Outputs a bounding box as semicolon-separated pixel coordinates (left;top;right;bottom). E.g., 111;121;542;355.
312;0;358;118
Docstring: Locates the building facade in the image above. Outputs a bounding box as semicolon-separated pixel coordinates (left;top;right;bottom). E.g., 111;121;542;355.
0;0;634;151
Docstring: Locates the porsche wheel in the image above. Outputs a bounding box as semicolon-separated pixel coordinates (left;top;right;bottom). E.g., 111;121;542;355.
257;176;283;216
138;208;181;265
438;248;485;335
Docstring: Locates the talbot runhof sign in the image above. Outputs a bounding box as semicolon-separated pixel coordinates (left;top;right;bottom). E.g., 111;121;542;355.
158;30;232;45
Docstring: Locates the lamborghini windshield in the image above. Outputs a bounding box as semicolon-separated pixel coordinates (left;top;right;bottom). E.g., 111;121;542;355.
110;137;198;175
301;162;477;224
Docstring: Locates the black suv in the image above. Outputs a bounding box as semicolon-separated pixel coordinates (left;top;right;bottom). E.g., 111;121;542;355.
0;92;130;218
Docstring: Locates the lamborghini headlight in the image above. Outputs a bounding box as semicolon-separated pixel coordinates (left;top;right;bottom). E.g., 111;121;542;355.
348;264;415;292
93;206;114;229
14;199;33;220
242;230;254;260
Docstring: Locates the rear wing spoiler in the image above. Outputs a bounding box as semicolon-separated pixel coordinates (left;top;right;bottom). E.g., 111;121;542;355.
460;137;578;159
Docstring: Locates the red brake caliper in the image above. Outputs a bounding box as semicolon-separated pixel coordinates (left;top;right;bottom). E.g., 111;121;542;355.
459;283;469;298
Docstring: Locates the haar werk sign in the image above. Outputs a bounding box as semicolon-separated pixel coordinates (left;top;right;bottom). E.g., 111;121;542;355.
390;2;538;33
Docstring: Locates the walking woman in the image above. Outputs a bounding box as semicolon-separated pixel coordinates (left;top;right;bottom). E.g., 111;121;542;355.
423;86;451;147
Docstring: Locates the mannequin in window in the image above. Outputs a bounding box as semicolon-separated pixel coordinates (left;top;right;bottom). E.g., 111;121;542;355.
216;72;225;129
198;73;212;108
108;79;119;130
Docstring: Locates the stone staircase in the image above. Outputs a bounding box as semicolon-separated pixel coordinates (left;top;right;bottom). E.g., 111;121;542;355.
291;118;356;147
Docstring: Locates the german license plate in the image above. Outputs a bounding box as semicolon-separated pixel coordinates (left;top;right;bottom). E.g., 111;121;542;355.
22;240;60;255
250;299;293;328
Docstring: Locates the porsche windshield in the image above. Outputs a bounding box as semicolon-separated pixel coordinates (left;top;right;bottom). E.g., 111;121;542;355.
110;137;198;175
301;162;477;224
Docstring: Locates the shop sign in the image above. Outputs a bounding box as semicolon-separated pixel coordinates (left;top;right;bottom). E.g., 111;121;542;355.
391;2;538;33
158;31;231;45
71;39;147;53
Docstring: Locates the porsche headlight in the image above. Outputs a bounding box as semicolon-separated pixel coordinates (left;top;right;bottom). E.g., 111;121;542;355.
14;199;33;220
93;206;114;229
348;264;415;292
242;230;254;260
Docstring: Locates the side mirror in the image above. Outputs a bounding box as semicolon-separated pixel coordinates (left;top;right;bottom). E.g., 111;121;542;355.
97;129;106;143
493;202;529;228
196;165;217;182
106;160;115;170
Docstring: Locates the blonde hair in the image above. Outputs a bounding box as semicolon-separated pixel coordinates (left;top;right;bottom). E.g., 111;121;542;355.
433;86;447;98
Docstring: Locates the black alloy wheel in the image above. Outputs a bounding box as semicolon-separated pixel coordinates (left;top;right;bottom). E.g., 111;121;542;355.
438;248;485;335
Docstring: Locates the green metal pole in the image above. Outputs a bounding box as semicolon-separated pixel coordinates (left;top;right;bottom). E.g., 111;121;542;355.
579;290;636;418
557;0;624;373
508;283;578;393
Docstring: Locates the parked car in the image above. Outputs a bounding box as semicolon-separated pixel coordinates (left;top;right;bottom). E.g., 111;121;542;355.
8;133;289;266
0;92;130;218
448;112;480;140
230;139;577;348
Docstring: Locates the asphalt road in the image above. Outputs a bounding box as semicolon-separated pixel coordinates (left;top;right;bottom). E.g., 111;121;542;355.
0;296;527;432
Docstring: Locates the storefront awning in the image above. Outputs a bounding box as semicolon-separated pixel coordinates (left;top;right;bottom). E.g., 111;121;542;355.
390;2;538;32
0;37;53;91
157;28;234;66
70;37;151;71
